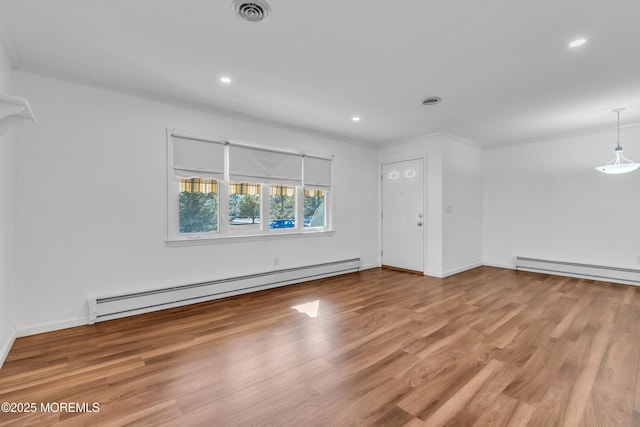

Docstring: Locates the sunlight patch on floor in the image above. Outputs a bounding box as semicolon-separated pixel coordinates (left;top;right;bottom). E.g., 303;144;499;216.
291;300;320;318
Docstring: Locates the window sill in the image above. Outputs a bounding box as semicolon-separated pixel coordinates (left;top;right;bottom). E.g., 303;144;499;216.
166;229;335;246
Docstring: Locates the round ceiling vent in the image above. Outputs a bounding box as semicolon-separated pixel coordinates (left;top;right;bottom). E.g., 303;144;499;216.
232;0;271;23
421;96;442;106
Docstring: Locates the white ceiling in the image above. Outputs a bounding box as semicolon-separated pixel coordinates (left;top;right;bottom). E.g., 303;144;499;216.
0;0;639;148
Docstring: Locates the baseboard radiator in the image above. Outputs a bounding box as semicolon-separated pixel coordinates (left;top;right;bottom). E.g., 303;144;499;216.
88;258;360;323
515;256;640;286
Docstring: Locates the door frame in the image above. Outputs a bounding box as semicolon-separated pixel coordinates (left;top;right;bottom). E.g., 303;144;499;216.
378;155;427;274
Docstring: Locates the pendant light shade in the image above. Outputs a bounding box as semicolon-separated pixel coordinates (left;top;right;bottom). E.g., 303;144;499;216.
595;108;640;174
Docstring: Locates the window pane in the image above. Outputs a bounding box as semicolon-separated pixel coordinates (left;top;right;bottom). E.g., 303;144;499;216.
179;178;218;233
229;182;261;232
269;185;296;229
304;189;325;228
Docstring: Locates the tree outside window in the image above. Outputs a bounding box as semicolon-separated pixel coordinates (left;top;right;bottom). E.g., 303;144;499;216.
229;182;261;231
238;194;260;224
269;185;295;229
179;179;218;233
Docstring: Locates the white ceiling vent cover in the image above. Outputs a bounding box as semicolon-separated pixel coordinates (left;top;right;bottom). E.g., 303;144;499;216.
232;0;271;23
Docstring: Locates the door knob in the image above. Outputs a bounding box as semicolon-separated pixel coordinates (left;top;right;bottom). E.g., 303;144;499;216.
417;222;423;226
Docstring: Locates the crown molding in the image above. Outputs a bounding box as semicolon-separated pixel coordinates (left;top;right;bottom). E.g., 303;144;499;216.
485;122;640;151
439;132;485;150
379;130;484;150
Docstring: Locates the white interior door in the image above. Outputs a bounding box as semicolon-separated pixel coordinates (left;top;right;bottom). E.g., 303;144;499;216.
382;159;424;272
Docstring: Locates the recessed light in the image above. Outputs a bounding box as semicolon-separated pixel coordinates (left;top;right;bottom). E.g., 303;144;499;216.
569;38;587;48
220;76;232;84
352;116;360;122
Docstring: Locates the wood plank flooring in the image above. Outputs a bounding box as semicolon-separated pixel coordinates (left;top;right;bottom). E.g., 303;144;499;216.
1;266;640;426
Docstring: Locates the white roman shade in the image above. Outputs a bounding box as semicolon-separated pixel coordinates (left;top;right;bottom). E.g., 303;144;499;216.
304;156;332;189
229;144;302;185
172;136;225;180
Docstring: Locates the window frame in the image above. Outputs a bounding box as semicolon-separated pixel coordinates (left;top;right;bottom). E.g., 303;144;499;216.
166;128;334;244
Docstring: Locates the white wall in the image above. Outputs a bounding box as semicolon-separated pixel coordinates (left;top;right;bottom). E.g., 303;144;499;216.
378;134;483;277
0;42;16;365
14;71;379;334
443;141;483;275
484;127;640;269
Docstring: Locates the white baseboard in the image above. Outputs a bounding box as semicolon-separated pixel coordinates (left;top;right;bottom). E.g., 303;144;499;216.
0;328;16;369
483;261;516;270
425;270;444;278
427;262;507;278
442;262;484;278
16;316;89;338
360;263;380;271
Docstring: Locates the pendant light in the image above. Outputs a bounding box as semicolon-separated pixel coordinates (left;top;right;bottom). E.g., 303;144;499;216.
595;108;640;174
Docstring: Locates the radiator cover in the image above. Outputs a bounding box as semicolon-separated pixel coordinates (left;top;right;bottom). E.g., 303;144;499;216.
88;258;360;323
515;256;640;286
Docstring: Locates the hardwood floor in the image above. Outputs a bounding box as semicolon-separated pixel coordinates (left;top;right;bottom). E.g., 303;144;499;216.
1;266;640;426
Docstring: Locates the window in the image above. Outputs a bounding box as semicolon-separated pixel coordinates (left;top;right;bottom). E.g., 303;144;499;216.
270;185;296;229
179;178;218;233
303;156;331;229
168;132;224;240
229;182;261;232
167;129;332;242
304;189;325;228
